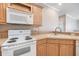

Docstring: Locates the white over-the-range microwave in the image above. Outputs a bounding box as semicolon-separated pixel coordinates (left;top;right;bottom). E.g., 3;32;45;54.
6;8;33;24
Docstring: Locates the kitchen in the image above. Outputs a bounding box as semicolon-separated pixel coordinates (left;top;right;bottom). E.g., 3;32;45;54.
0;3;79;56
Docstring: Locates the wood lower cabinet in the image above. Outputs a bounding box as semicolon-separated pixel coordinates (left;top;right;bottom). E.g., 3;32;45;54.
37;39;46;56
60;44;75;56
0;47;2;56
59;40;75;56
37;44;46;56
47;44;59;56
37;39;76;56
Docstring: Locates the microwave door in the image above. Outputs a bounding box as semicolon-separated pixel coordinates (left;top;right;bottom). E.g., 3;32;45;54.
7;8;28;24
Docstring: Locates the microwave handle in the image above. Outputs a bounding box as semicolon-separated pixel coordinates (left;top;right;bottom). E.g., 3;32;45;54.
26;15;32;24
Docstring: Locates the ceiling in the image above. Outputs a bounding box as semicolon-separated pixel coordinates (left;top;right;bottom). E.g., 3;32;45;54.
37;3;79;19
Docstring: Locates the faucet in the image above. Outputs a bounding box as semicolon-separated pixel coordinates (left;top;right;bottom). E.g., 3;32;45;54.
54;27;62;35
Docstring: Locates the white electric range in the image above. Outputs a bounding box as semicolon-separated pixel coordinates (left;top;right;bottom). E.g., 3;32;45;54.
1;30;36;56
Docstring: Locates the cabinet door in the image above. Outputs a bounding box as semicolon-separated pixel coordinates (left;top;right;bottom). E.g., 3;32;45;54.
76;40;79;56
32;5;42;26
0;47;2;56
37;44;46;56
60;44;75;56
47;44;59;56
0;30;8;38
9;3;31;12
0;3;7;24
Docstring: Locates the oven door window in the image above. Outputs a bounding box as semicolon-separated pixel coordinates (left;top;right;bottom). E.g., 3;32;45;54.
14;47;31;56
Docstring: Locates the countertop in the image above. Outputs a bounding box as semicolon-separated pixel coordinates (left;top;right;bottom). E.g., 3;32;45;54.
0;33;79;46
32;33;79;41
0;38;7;46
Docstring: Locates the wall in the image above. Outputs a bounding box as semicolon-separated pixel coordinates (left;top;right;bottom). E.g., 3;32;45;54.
75;20;79;31
66;14;77;32
59;15;66;32
59;14;78;32
33;7;59;33
0;24;32;31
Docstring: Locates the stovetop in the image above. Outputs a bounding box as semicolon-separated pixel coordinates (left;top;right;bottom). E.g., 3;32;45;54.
7;36;32;43
2;30;34;47
2;36;35;47
25;36;32;40
7;38;18;43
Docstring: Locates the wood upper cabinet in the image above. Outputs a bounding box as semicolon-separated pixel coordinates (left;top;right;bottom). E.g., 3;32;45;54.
0;3;42;25
9;3;43;26
31;5;42;26
47;44;59;56
9;3;31;12
0;3;5;20
0;3;32;24
0;3;8;24
60;44;74;56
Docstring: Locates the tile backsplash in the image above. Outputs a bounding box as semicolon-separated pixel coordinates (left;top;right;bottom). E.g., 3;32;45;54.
0;24;33;38
0;24;32;30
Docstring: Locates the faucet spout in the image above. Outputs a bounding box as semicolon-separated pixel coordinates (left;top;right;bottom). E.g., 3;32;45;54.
54;27;62;35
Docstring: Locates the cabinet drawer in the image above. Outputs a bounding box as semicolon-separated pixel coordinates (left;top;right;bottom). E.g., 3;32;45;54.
59;40;75;44
37;39;46;45
47;39;59;44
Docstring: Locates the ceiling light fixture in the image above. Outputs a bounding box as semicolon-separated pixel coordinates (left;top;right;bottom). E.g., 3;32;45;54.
58;3;62;6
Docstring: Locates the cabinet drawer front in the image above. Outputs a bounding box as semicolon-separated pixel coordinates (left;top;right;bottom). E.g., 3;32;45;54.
37;39;46;45
47;39;59;44
59;40;75;44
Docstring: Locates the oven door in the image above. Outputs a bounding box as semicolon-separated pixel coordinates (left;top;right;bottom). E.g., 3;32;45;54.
13;41;36;56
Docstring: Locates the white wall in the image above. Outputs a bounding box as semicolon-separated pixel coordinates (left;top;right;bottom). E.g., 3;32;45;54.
66;14;77;32
77;20;79;30
59;15;65;32
75;20;79;31
38;7;59;32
